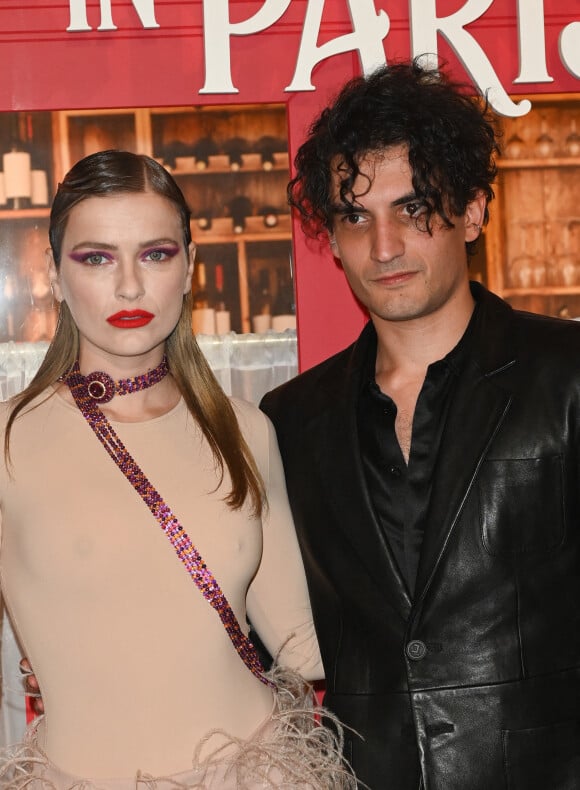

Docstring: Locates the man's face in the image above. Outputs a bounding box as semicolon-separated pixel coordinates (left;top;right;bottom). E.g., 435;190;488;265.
328;145;484;327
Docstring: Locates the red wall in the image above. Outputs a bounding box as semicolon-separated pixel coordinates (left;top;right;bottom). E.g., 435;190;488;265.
1;0;579;368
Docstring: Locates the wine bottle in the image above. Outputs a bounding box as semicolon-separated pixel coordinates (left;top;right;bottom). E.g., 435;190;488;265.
228;195;253;234
3;113;32;210
254;135;280;171
272;262;295;315
224;137;249;171
213;263;231;334
192;262;216;335
193;262;210;308
258;204;280;228
195;209;213;232
192;137;219;170
271;260;297;331
252;269;272;333
161;140;192;170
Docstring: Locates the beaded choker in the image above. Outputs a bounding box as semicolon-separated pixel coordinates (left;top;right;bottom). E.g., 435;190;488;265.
63;364;272;688
71;357;169;405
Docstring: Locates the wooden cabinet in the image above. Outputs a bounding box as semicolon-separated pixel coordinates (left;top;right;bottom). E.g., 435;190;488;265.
0;103;294;342
485;95;580;318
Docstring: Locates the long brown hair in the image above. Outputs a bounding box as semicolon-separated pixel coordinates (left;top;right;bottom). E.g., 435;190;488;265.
5;150;265;514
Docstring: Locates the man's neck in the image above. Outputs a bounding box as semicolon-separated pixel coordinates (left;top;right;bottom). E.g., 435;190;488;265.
373;289;476;381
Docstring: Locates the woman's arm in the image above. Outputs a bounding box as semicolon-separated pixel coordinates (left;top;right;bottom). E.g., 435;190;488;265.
244;413;323;680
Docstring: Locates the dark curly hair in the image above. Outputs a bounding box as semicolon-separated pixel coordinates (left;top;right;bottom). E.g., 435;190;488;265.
288;58;499;254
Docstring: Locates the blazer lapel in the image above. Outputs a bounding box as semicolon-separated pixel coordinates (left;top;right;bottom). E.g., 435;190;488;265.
413;285;517;602
413;363;512;601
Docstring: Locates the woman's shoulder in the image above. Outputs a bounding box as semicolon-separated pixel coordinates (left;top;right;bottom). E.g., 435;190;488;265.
229;397;273;467
0;388;59;430
230;396;270;438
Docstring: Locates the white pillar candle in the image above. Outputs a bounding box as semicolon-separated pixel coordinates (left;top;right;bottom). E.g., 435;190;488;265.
215;310;231;335
0;173;7;206
31;170;48;206
192;307;216;335
3;151;31;199
271;314;296;331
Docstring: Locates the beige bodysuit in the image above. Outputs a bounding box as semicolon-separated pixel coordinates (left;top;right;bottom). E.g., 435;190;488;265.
0;390;322;781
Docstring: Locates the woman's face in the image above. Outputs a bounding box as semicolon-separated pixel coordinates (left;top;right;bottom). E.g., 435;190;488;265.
49;191;194;370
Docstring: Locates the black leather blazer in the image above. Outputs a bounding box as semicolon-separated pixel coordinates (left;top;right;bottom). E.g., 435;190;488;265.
261;284;580;790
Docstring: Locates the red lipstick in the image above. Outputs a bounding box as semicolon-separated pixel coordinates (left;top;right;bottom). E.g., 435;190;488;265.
106;310;154;328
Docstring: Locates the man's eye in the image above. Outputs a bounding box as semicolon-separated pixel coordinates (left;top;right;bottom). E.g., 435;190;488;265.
405;202;426;218
342;213;364;225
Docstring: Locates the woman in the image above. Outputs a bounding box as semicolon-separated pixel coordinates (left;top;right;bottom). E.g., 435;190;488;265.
0;150;354;788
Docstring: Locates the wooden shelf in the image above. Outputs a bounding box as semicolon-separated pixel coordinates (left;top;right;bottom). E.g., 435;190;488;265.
0;208;50;220
502;286;580;296
172;163;289;176
497;157;580;169
192;214;291;243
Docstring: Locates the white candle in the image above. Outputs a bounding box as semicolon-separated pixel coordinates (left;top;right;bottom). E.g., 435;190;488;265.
3;151;31;199
215;310;231;334
31;170;48;206
192;307;216;335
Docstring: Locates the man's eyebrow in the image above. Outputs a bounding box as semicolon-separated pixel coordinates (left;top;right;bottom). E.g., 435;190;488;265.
329;192;423;215
391;191;421;207
329;203;366;215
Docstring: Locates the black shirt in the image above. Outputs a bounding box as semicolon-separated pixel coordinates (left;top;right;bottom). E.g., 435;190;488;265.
357;305;480;596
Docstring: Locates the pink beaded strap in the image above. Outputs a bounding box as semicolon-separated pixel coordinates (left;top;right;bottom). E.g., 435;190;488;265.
64;362;273;688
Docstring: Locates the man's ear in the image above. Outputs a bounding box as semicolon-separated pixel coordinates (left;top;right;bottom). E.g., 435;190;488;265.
464;191;487;242
46;248;63;303
328;232;339;257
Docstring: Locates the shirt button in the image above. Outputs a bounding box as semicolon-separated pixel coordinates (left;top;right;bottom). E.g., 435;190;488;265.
406;640;427;661
388;465;402;477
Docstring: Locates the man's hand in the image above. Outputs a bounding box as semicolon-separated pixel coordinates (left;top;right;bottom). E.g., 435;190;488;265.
19;658;44;715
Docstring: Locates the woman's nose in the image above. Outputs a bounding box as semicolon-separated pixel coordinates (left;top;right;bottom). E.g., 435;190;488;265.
115;261;145;300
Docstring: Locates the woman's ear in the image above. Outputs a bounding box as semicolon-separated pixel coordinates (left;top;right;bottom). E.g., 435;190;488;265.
46;248;63;303
184;242;196;294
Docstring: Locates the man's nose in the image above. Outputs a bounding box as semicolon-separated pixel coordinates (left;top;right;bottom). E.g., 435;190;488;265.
371;216;405;263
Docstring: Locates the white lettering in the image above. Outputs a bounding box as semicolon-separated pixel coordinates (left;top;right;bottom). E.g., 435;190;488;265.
409;0;531;117
200;0;291;94
66;0;159;32
286;0;389;92
559;22;580;79
514;0;552;83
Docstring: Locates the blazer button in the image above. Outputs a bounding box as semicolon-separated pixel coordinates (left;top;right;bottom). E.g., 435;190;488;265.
406;640;427;661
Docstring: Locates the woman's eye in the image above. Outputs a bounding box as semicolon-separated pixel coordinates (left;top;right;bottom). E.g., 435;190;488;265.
146;250;167;262
143;246;178;262
80;252;109;266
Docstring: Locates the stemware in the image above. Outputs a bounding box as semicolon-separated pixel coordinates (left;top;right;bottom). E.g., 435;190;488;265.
535;117;555;158
565;118;580;157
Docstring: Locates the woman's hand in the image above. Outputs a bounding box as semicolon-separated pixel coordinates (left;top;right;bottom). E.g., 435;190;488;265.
19;658;44;715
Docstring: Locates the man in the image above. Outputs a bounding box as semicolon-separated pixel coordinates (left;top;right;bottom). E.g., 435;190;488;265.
260;60;580;789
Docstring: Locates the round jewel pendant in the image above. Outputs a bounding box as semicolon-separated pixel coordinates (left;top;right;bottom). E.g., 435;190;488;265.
85;371;115;404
